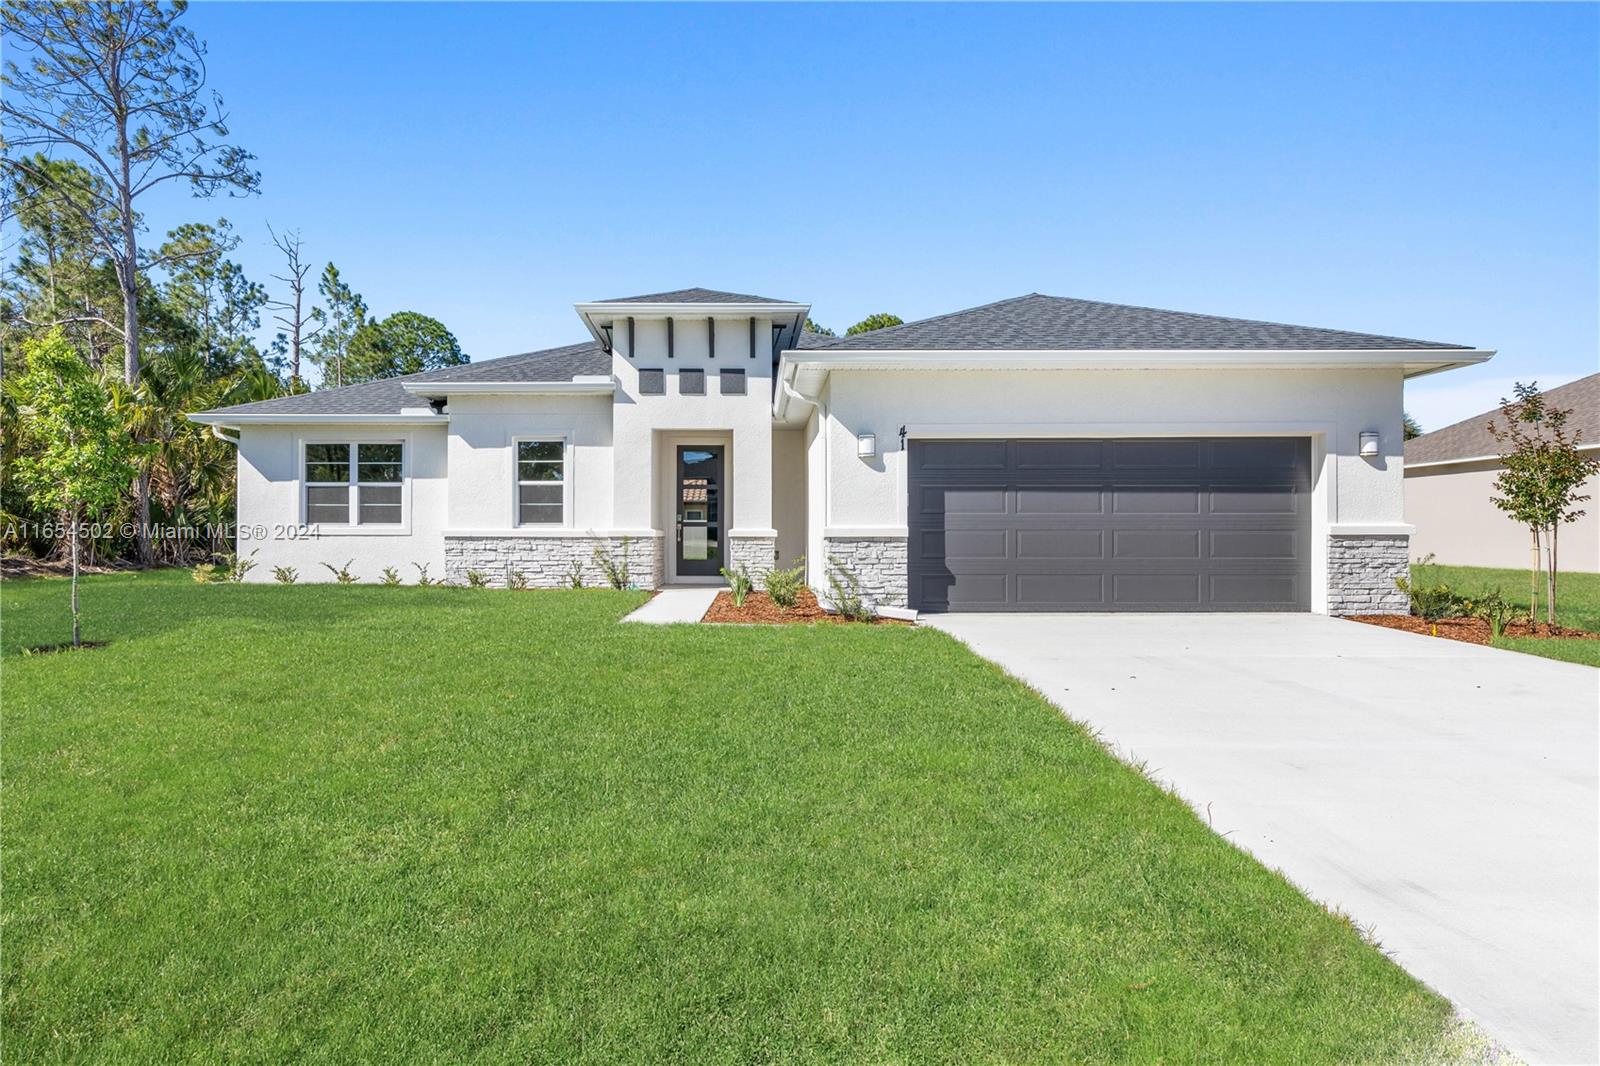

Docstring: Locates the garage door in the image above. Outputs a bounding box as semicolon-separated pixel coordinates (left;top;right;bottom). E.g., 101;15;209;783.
907;437;1312;612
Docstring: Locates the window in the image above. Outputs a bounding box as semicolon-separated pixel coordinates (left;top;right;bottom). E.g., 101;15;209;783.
639;368;665;395
304;443;403;526
719;368;746;395
517;439;565;525
679;368;705;395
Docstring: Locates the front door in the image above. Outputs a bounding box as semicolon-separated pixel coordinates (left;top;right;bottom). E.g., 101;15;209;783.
675;446;725;578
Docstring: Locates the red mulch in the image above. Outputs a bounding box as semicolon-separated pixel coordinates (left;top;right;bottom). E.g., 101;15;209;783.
1346;614;1600;645
702;588;908;625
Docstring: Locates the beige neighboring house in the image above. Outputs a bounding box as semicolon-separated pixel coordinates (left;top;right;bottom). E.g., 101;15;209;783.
1404;372;1600;572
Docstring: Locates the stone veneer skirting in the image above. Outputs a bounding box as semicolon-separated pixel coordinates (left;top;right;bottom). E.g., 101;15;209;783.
823;536;909;609
727;535;778;575
444;534;662;589
1326;533;1410;616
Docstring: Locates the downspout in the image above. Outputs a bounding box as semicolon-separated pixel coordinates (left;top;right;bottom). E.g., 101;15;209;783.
210;424;241;446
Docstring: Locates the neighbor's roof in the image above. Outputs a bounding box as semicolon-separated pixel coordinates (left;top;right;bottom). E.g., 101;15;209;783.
192;341;608;419
1405;372;1600;466
593;287;795;305
796;294;1474;352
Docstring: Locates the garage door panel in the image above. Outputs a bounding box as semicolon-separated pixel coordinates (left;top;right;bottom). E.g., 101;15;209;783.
908;437;1312;613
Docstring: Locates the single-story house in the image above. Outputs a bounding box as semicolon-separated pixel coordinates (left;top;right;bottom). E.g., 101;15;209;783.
190;288;1491;614
1405;372;1598;572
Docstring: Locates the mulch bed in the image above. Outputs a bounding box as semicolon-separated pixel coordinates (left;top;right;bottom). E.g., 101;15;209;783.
1346;614;1600;646
702;588;909;625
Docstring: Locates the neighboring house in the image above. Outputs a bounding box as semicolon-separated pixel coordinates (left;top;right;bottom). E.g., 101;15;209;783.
190;288;1491;614
1405;373;1599;572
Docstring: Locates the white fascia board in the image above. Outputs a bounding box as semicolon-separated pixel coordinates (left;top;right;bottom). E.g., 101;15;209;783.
187;412;450;427
400;379;615;398
777;348;1495;377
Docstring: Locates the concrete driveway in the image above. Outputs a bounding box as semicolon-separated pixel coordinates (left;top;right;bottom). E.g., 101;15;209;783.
922;613;1598;1065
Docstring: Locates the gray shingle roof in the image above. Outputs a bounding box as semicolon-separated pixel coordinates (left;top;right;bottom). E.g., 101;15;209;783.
1405;372;1600;465
593;287;795;305
795;330;841;349
805;294;1472;352
194;341;608;418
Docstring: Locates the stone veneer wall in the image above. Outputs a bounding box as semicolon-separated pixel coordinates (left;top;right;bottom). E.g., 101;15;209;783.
444;535;662;589
822;536;909;609
727;535;778;576
1326;534;1410;616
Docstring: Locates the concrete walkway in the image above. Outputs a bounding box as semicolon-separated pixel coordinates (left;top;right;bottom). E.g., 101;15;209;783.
922;613;1599;1065
621;587;718;624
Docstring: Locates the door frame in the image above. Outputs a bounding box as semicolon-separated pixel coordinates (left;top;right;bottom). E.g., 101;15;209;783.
674;444;726;579
655;431;734;585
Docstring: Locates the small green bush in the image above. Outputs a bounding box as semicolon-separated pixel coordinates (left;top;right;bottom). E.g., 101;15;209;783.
826;556;876;622
465;570;489;588
379;566;402;587
720;564;754;607
763;558;806;609
593;536;632;590
1396;576;1465;622
272;566;298;585
412;563;437;587
507;569;530;591
321;560;357;585
191;563;220;584
564;560;585;590
1463;587;1519;638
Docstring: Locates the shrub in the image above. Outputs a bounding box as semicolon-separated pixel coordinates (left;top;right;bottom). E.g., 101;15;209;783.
379;566;402;587
1395;576;1465;622
593;536;632;589
1463;587;1519;638
720;564;754;607
507;569;530;591
225;550;258;583
763;558;806;609
465;569;489;588
413;563;437;587
321;560;357;585
191;562;220;584
826;555;876;622
565;559;585;590
272;566;298;585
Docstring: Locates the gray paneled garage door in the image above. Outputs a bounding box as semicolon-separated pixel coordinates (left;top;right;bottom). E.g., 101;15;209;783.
907;437;1312;612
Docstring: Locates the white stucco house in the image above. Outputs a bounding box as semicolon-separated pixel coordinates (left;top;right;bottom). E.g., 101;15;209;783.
1405;372;1598;572
190;288;1491;614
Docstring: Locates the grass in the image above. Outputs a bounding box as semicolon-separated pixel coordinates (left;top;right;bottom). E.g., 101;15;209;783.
1411;561;1600;667
3;571;1461;1063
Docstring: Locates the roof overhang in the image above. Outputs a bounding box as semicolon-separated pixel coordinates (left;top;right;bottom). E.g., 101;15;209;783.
575;301;811;355
187;412;450;427
400;376;615;399
774;347;1496;421
1405;441;1600;472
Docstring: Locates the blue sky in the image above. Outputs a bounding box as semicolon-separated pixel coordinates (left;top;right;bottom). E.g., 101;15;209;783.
147;2;1597;430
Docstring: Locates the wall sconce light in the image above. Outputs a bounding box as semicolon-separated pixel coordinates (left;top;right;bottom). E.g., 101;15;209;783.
1358;431;1380;458
857;433;877;459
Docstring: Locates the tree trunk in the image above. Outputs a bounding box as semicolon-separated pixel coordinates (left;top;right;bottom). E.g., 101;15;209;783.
1547;525;1559;627
1530;529;1539;621
70;503;81;648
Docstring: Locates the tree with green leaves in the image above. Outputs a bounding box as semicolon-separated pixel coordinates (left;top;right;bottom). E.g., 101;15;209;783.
308;263;367;388
156;220;266;375
846;313;903;336
345;311;467;382
803;318;835;337
1488;382;1599;625
7;329;139;647
1402;412;1422;441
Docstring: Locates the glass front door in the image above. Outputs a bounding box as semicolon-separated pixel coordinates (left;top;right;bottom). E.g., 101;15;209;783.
676;446;724;577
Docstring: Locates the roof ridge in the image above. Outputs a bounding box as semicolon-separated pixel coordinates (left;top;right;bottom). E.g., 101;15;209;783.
825;293;1045;344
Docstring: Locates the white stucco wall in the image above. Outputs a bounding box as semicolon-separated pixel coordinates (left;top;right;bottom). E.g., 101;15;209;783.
771;427;807;569
444;393;614;533
234;422;449;583
1407;461;1599;572
610;315;778;580
808;367;1407;612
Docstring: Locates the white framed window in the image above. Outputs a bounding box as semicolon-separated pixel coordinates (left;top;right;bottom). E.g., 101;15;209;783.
515;438;566;525
303;442;404;526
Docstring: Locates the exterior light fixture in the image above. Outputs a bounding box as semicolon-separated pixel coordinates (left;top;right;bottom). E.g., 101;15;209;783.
857;433;877;459
1358;431;1380;458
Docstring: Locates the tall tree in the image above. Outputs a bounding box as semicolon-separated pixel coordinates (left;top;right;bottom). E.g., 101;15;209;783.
264;225;321;389
1488;382;1599;625
1402;412;1422;441
846;313;903;336
1;0;261;386
7;329;138;647
803;318;835;337
308;263;366;388
345;312;467;382
156;219;265;374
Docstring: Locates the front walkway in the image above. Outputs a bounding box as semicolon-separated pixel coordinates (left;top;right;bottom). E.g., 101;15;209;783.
621;587;718;624
922;612;1599;1065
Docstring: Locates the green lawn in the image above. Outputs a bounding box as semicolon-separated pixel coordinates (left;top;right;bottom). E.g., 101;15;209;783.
3;572;1463;1063
1411;561;1600;667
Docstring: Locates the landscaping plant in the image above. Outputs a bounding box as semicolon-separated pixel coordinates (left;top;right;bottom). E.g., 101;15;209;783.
272;566;299;585
1395;576;1465;635
225;550;258;583
1488;382;1600;625
825;556;876;622
762;558;806;609
322;560;357;584
507;569;530;590
565;559;585;590
720;564;754;607
465;570;489;588
1463;588;1518;639
412;563;437;587
593;536;632;589
380;567;402;587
